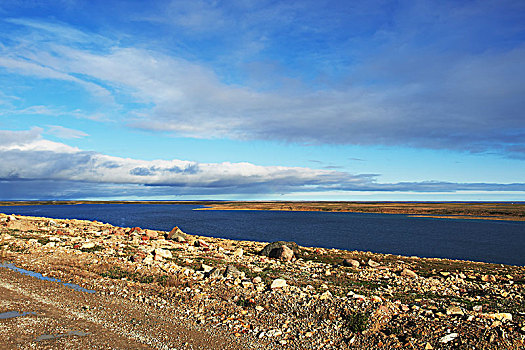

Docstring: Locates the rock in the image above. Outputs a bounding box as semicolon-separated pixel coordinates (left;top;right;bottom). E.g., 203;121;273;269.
368;259;380;267
143;255;154;265
481;274;497;282
268;244;294;261
370;295;382;303
154;248;172;259
199;263;214;273
194;239;209;248
490;313;512;322
270;278;287;289
401;268;418;278
255;305;264;312
144;230;158;239
252;276;262;284
81;242;95;250
223;265;242;279
342;259;360;268
473;305;482;312
446;306;464;316
233;248;243;257
259;241;299;257
128;227;142;235
266;329;283;337
131;251;146;263
425;342;433;349
319;291;332;300
439;333;458;343
166;226;187;241
207;267;223;279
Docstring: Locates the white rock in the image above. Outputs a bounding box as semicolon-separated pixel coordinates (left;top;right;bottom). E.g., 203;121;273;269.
154;248;172;259
270;278;287;289
439;333;458;343
81;242;95;249
401;268;418;278
368;259;380;267
320;291;332;300
266;329;283;337
233;248;243;257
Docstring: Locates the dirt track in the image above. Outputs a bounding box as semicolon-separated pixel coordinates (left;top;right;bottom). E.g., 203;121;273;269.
0;264;247;349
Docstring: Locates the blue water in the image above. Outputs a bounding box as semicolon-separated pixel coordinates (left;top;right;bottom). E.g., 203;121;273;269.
0;263;96;293
2;204;524;266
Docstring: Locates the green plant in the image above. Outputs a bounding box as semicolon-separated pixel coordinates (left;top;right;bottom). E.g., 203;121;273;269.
343;312;369;333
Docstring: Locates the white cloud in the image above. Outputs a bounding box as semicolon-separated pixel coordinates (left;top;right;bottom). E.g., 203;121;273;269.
46;125;89;139
1;129;524;199
1;16;525;157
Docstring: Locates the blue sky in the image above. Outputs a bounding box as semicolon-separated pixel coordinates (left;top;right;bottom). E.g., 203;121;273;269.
0;0;524;200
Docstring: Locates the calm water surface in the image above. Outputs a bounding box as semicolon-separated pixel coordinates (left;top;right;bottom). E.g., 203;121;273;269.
2;204;524;266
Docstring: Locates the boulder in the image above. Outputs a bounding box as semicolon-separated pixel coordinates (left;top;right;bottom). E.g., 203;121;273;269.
342;259;360;268
268;245;294;261
166;226;188;242
260;241;299;258
401;268;418;278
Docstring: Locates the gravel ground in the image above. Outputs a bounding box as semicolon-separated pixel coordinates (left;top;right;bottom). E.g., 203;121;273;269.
1;213;524;349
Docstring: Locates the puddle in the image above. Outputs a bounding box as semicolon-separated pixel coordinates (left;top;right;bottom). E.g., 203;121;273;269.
0;311;36;320
0;263;95;294
35;330;90;342
62;283;96;293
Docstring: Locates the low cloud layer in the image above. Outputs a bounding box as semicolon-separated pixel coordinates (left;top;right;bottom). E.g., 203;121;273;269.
1;129;524;199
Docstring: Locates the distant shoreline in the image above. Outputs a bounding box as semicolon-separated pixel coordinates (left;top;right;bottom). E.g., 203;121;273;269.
1;200;524;222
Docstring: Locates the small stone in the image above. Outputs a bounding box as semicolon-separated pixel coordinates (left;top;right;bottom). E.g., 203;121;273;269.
370;295;382;303
143;255;154;265
481;274;497;282
319;291;332;300
233;248;243;257
266;329;282;337
200;263;214;273
252;276;262;284
368;259;380;267
439;333;458;343
446;306;464;316
492;313;512;322
425;342;433;349
131;251;146;263
255;306;264;312
223;265;242;279
473;305;482;312
81;242;95;249
270;278;287;289
194;239;209;248
305;331;313;337
401;268;418;278
154;248;172;259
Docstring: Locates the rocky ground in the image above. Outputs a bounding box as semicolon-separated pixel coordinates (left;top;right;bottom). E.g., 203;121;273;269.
0;213;524;349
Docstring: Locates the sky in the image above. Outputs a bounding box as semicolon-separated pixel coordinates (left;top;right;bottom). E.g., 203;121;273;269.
0;0;524;201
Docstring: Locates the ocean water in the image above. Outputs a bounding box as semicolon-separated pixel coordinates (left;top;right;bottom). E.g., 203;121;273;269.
2;204;524;266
